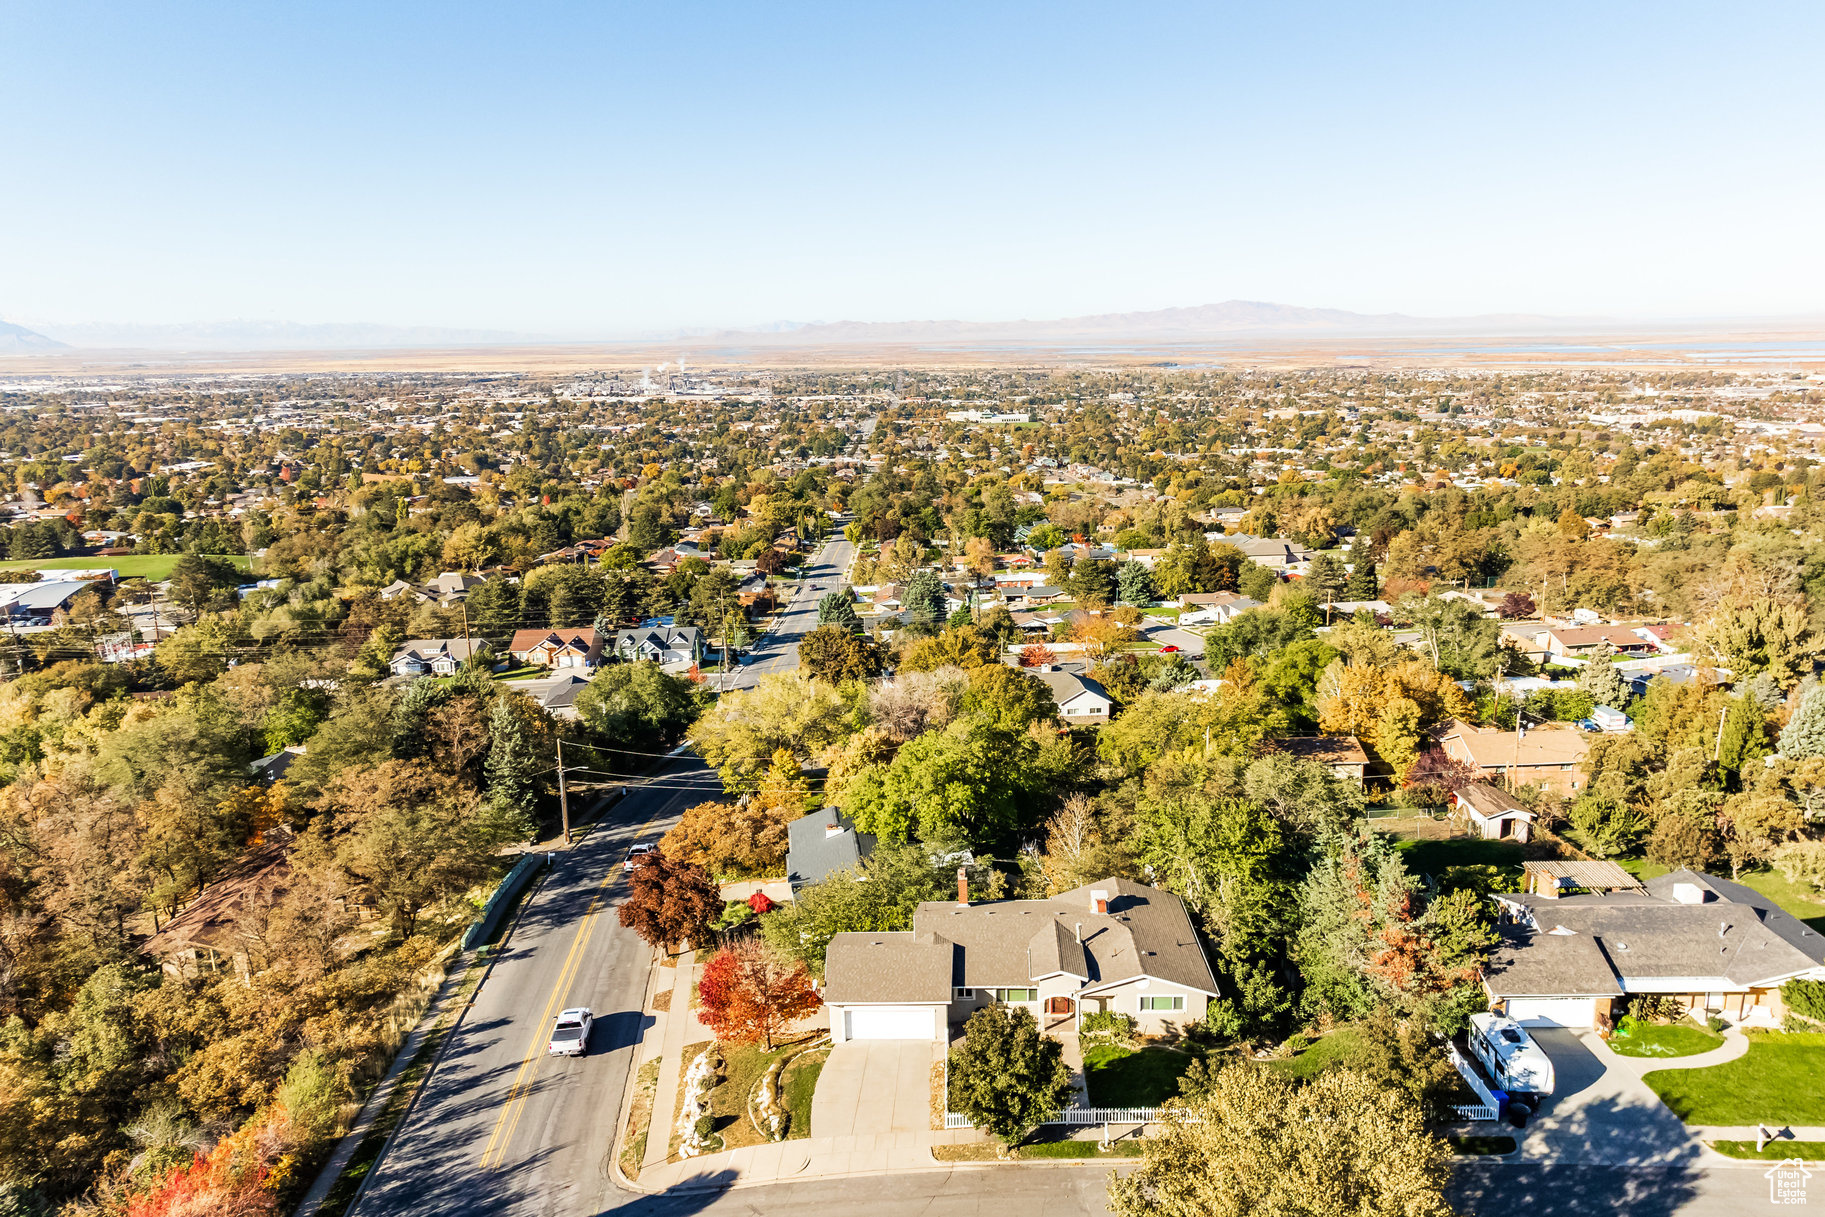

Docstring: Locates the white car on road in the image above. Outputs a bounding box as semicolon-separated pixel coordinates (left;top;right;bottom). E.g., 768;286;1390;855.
547;1008;593;1057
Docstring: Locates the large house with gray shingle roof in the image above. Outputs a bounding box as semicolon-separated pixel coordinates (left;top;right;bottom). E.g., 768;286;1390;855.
1484;868;1825;1030
822;876;1218;1043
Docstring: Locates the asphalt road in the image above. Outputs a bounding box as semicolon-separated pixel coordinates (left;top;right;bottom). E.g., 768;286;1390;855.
353;753;724;1217
715;535;855;688
591;1161;1778;1217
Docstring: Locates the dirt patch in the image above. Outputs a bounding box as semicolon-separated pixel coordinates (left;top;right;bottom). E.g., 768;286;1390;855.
930;1058;946;1130
651;989;672;1013
618;1058;661;1180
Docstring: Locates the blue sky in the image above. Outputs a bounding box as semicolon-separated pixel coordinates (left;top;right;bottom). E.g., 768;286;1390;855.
3;1;1823;334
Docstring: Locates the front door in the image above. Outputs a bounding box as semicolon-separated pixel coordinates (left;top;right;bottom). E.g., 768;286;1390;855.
1044;995;1073;1016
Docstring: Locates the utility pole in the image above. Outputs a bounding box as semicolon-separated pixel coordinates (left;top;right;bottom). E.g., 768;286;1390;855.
556;736;571;845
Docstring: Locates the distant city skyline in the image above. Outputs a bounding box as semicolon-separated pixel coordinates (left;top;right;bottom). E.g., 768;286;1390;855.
4;2;1823;333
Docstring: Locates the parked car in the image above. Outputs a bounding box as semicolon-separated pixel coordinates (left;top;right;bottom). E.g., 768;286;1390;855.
547;1008;593;1057
1158;645;1181;654
1469;1012;1555;1101
623;843;656;871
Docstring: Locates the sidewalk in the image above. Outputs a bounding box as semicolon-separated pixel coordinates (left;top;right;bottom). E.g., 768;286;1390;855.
640;951;699;1172
632;1128;983;1192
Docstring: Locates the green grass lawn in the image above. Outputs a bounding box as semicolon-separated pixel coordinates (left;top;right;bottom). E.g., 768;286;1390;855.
1394;836;1527;888
706;1036;822;1149
1082;1043;1197;1107
1606;1021;1724;1059
1266;1027;1365;1081
779;1046;827;1140
0;554;252;580
1645;1032;1825;1126
1708;1140;1825;1160
1449;1135;1518;1156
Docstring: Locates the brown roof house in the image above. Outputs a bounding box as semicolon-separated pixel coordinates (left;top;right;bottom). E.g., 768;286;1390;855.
1451;780;1536;842
141;829;294;981
1269;735;1369;785
822;876;1218;1043
1433;720;1590;797
509;628;604;671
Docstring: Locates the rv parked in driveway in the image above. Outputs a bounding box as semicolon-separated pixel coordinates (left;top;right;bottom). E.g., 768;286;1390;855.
1469;1012;1555;1100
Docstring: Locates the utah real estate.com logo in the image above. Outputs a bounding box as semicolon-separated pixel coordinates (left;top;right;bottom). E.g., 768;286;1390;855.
1766;1159;1812;1206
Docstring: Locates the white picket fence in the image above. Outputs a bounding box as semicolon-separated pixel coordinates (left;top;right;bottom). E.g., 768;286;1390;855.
944;1106;1161;1130
1446;1042;1501;1122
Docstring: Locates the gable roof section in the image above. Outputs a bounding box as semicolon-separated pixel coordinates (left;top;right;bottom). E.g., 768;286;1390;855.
785;808;875;888
823;932;953;1004
508;627;599;656
907;876;1217;996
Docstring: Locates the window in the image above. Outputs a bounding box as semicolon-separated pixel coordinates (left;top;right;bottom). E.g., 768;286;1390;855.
1139;995;1185;1012
953;988;974;1000
997;988;1037;1003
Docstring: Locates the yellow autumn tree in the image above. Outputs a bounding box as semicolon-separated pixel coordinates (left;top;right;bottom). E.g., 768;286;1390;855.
1316;659;1386;738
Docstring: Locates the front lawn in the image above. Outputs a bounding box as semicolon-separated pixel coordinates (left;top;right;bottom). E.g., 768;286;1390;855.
1083;1043;1197;1107
1449;1135;1518;1156
704;1036;822;1150
1267;1027;1363;1081
1645;1031;1825;1126
779;1046;827;1139
1605;1020;1724;1059
1708;1140;1825;1160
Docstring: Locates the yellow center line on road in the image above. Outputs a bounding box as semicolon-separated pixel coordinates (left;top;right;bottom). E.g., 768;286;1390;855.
473;790;687;1169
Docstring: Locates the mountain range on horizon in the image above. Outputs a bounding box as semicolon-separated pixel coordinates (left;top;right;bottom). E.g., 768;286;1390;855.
4;300;1822;355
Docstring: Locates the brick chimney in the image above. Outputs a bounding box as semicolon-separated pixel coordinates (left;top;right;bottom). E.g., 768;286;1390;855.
957;866;969;907
1091;888;1109;914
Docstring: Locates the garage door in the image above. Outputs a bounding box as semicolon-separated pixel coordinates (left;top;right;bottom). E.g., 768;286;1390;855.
1506;997;1596;1028
844;1006;936;1040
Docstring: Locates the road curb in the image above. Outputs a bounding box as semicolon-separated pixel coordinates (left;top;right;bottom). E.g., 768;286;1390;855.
618;1154;1125;1196
607;953;668;1193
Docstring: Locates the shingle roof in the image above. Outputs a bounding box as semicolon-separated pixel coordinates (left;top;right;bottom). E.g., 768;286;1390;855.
823;932;953;1004
904;876;1218;997
1487;868;1825;995
786;809;874;888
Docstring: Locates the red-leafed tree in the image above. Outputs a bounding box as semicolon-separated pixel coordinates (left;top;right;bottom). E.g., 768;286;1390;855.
747;890;775;915
697;939;822;1049
618;851;721;954
1019;643;1056;668
1496;591;1537;620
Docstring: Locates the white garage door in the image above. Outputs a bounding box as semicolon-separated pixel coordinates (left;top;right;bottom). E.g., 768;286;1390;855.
844;1006;936;1040
1506;998;1596;1028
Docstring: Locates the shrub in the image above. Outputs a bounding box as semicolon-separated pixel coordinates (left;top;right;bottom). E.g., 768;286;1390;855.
1623;995;1682;1023
694;1114;715;1139
1783;978;1825;1023
1080;1011;1136;1043
1705;1015;1728;1034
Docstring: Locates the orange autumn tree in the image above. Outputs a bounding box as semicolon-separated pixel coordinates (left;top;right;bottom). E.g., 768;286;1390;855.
697;939;822;1050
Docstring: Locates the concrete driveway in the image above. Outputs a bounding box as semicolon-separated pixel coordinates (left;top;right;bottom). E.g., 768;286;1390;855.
1519;1029;1702;1166
810;1040;934;1137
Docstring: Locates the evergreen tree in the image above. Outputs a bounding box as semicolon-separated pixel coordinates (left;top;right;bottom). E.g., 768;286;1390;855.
1779;679;1825;759
817;589;861;630
484;694;549;831
1307;552;1348;604
1343;559;1379;600
1115;559;1155;607
902;569;946;625
1576;647;1628;709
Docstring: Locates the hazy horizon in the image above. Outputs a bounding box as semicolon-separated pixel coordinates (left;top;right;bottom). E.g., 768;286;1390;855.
4;3;1824;333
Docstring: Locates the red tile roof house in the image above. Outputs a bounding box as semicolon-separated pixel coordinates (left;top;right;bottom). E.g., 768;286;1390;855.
822;876;1218;1043
508;628;604;671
